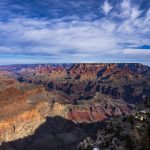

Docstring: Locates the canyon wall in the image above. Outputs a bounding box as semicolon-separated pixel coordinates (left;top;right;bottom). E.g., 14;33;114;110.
0;63;149;146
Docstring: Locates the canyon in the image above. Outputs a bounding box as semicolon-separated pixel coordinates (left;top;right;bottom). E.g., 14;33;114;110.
0;63;150;150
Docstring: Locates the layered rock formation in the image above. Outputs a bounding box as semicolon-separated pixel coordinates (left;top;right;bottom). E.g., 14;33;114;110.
78;98;150;150
15;63;150;103
1;96;150;150
0;63;149;149
0;116;98;150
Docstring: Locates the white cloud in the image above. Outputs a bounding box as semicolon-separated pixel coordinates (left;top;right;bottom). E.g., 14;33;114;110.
0;14;149;57
121;0;130;10
120;0;131;18
0;0;149;65
123;49;150;55
0;17;119;55
130;7;142;20
22;23;118;54
102;0;112;15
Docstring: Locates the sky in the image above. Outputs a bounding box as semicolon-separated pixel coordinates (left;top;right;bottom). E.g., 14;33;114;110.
0;0;150;65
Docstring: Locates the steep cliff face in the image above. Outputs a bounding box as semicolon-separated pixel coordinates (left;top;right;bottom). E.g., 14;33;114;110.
0;71;131;144
67;93;131;123
0;63;149;147
1;98;149;150
78;99;150;150
16;63;150;103
0;93;131;144
0;116;90;150
0;107;45;143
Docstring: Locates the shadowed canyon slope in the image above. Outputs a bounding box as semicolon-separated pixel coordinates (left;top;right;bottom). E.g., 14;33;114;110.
0;63;150;149
0;116;102;150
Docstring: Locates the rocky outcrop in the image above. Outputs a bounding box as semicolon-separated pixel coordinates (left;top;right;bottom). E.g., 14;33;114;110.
0;116;94;150
0;94;131;143
78;99;150;150
0;106;45;143
15;63;150;104
0;63;149;149
0;97;150;150
0;71;131;144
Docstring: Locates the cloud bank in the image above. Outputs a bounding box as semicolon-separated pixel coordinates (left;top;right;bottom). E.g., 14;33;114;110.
0;0;149;65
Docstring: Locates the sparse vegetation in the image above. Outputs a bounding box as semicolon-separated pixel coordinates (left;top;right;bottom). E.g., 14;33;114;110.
78;98;150;150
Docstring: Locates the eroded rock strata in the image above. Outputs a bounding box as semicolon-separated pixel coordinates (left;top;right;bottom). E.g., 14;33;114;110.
15;63;150;103
0;63;149;149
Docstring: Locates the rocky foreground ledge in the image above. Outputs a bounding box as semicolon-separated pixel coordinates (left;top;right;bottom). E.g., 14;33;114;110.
0;98;150;150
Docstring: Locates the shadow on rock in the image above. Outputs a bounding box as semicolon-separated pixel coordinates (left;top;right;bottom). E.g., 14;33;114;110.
0;116;101;150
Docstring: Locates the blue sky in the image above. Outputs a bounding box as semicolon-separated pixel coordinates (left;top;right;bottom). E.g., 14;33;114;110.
0;0;150;65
